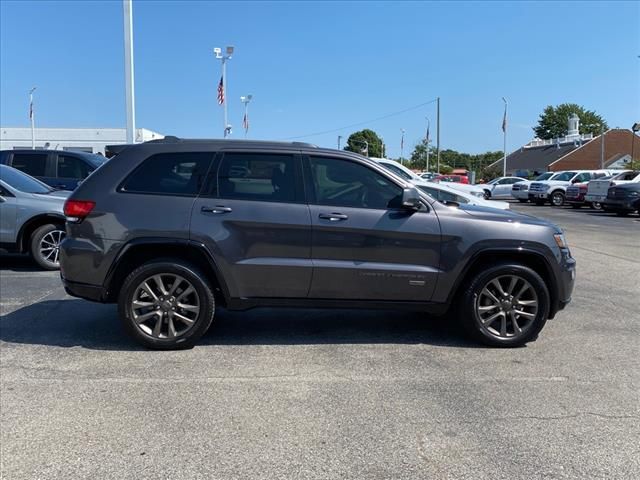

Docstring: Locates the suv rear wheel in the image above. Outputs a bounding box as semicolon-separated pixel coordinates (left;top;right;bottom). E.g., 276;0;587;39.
118;259;215;349
458;263;550;347
30;223;66;270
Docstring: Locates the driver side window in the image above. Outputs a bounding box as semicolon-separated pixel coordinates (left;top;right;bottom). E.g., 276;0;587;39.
309;156;402;210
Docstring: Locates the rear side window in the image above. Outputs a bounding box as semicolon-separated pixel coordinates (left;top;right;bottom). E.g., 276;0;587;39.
217;152;299;202
11;153;47;177
57;155;91;179
121;153;213;196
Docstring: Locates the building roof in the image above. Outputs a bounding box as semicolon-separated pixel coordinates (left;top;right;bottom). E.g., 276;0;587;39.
492;142;585;174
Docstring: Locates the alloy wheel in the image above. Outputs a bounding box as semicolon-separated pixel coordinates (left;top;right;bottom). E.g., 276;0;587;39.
551;192;564;206
39;229;65;265
475;274;539;340
130;274;200;339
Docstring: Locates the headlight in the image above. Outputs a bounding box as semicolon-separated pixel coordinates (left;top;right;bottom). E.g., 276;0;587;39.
543;184;551;191
628;191;639;197
554;233;569;249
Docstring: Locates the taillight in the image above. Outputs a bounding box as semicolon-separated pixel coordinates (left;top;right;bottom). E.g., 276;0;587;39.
610;181;616;186
64;200;95;222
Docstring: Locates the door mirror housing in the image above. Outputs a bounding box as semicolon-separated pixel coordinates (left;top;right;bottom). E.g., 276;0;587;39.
401;187;421;210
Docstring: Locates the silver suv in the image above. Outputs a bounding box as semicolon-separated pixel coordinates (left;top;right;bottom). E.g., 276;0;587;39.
0;165;69;269
60;139;576;349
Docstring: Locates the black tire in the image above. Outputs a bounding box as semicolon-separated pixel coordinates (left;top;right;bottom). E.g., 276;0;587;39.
118;259;216;349
550;190;565;207
483;189;491;200
591;202;603;211
517;199;527;203
570;204;581;209
458;263;550;348
30;223;66;270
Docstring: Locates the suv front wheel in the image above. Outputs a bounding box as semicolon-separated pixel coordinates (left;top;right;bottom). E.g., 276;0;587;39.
118;260;216;349
458;263;550;347
550;190;565;207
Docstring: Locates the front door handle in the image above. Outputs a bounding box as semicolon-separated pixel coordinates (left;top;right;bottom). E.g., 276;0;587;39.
319;212;348;221
201;205;233;214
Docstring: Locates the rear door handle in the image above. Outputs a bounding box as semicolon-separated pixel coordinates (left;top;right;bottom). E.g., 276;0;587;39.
319;212;348;221
201;205;232;214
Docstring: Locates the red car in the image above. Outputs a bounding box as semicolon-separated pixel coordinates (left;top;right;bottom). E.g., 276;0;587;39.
433;174;470;184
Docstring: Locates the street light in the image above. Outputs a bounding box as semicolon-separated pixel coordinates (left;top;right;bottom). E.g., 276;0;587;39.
215;45;234;137
240;94;252;138
631;122;640;167
352;139;369;156
502;97;507;177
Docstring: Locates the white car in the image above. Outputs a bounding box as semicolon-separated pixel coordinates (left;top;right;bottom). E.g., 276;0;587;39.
372;158;486;198
585;170;640;209
482;176;527;199
528;170;616;206
511;172;558;202
414;180;510;210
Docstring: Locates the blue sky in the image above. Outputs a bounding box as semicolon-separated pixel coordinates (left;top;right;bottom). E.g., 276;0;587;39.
1;0;638;157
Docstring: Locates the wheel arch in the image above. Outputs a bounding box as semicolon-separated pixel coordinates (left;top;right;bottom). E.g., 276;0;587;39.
17;213;66;253
103;238;230;306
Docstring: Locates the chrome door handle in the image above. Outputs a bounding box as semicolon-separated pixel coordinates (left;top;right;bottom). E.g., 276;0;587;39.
319;212;348;221
201;206;232;214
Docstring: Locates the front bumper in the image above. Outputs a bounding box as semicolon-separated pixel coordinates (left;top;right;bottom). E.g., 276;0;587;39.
551;254;576;318
529;192;549;201
602;198;639;213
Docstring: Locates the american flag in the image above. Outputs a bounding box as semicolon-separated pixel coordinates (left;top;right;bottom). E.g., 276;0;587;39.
29;100;33;120
217;76;224;105
502;105;507;132
425;124;430;143
243;112;249;132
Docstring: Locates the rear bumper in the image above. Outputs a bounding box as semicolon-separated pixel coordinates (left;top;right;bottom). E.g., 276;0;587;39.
62;275;107;302
584;194;605;203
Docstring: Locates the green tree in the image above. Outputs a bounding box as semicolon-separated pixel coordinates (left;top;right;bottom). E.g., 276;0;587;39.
533;104;608;139
344;129;384;158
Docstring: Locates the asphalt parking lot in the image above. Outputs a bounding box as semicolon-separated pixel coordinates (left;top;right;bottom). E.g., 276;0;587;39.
1;202;639;480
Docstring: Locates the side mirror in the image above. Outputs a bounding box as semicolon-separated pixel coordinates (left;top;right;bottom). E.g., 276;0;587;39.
401;187;421;210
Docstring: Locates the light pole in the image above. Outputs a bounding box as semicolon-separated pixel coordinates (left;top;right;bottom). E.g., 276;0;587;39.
400;128;405;164
29;87;36;149
425;117;430;172
337;135;342;149
632;122;640;167
215;45;234;137
240;94;252;138
502;97;508;177
352;139;368;156
123;0;136;144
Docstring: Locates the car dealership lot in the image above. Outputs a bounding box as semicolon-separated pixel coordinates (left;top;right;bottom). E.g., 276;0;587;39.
1;203;639;479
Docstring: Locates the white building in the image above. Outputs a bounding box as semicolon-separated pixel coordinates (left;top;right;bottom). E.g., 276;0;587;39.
0;127;164;154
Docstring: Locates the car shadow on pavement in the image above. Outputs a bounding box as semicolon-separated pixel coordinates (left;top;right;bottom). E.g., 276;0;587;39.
0;299;478;350
0;254;42;272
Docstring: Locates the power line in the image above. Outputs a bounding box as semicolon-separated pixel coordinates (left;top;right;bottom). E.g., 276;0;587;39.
284;98;439;140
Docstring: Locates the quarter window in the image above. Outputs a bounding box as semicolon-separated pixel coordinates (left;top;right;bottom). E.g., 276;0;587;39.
121;153;213;196
309;156;402;209
11;153;47;177
217;153;298;202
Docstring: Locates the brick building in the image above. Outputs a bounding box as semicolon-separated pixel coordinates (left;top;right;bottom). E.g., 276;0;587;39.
490;114;639;176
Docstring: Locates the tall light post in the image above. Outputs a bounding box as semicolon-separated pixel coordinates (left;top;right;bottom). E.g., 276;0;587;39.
337;135;342;149
215;45;234;137
352;139;368;156
29;87;36;149
400;128;405;164
123;0;136;144
632;122;640;167
502;97;508;177
240;94;252;138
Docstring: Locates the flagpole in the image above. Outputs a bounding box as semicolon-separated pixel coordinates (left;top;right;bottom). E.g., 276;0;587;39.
425;117;430;172
29;87;36;149
241;94;252;138
123;0;136;144
215;46;234;138
502;97;508;177
400;128;405;165
436;97;440;174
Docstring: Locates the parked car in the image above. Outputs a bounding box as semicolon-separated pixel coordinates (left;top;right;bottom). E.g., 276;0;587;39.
0;164;69;269
420;172;437;180
482;176;527;199
433;174;470;184
60;139;575;349
373;158;485;198
602;183;640;216
0;149;106;190
511;172;558;203
415;181;510;210
585;170;640;210
528;170;614;206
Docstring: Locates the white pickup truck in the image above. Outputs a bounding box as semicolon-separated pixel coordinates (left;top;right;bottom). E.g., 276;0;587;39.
528;170;615;206
585;170;640;209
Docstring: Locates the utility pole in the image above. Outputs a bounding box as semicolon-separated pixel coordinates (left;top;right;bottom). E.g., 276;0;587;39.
337;135;342;149
29;87;36;149
215;46;234;137
123;0;136;144
425;117;430;172
400;128;405;165
502;97;508;177
436;97;440;174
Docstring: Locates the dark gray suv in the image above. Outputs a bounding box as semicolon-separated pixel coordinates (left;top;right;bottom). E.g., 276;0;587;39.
60;138;575;349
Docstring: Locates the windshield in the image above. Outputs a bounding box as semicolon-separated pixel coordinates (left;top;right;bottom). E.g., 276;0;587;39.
0;165;53;194
535;172;553;181
552;171;577;182
380;162;413;181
